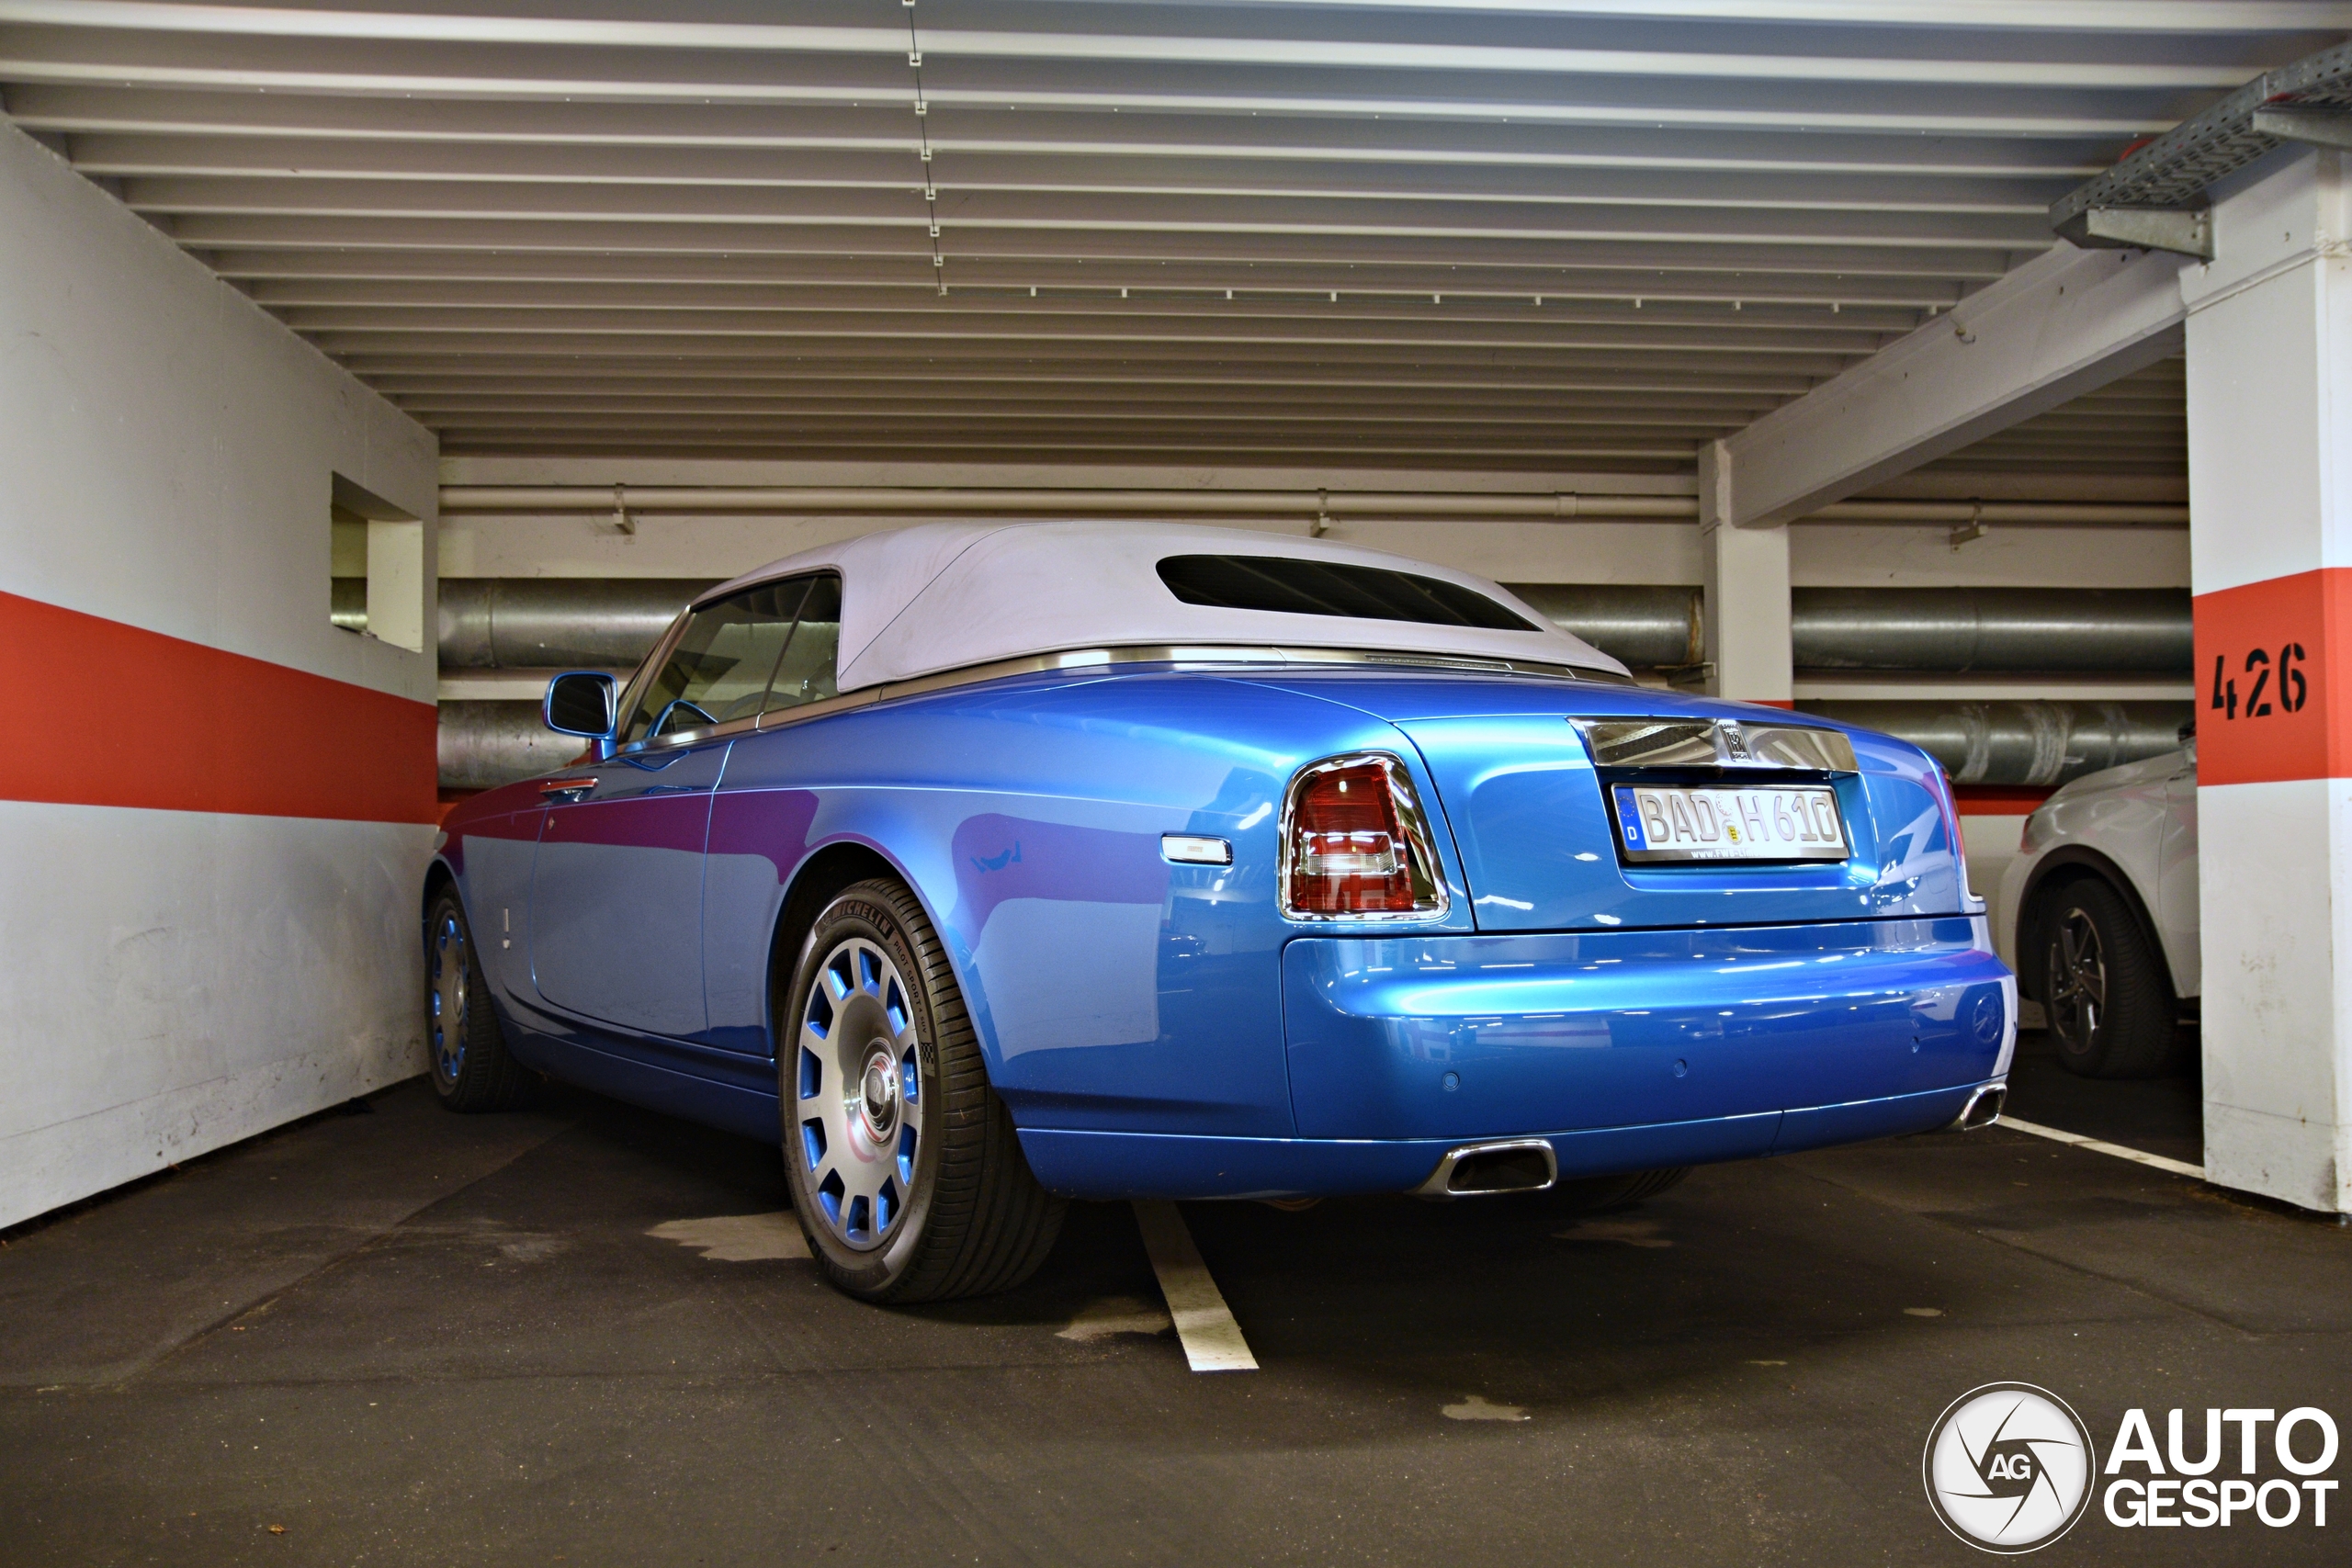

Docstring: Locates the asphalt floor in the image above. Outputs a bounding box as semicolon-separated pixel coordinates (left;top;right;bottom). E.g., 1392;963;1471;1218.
1;1038;2343;1566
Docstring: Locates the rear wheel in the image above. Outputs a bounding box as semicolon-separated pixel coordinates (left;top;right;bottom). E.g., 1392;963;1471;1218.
1546;1168;1689;1214
779;879;1065;1303
2037;878;2178;1078
424;888;531;1111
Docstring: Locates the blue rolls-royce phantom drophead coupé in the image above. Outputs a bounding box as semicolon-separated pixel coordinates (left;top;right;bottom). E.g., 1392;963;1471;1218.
424;522;2014;1301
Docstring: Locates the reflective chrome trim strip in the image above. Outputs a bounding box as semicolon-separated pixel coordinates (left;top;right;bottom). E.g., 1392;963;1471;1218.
1573;716;1859;773
603;643;1626;756
751;645;1627;736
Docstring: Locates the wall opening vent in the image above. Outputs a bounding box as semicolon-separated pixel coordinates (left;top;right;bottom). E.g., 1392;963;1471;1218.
329;473;424;654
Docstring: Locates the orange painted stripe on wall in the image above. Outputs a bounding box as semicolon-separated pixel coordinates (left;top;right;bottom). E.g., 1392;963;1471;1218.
0;590;438;824
2192;568;2352;787
1954;786;2056;816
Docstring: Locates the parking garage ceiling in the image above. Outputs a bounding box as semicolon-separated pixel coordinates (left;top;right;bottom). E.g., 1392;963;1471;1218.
0;2;2339;469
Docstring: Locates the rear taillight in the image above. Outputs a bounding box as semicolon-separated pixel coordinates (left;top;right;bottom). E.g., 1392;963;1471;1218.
1280;752;1449;919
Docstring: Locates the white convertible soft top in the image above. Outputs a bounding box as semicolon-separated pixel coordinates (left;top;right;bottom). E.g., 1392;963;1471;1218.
698;521;1624;691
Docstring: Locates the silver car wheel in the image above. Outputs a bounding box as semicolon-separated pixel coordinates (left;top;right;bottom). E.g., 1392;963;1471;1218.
794;935;924;1253
2045;907;2106;1048
430;911;469;1089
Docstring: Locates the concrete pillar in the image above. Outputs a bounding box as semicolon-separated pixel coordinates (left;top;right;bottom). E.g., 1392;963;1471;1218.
1697;439;1793;705
2186;148;2351;1213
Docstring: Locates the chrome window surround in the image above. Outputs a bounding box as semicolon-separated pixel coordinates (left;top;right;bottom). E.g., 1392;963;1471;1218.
1572;717;1859;773
1276;750;1453;924
585;642;1632;763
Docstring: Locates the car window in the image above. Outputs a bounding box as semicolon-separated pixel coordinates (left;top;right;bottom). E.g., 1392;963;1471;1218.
622;580;813;745
1155;554;1538;631
765;573;842;714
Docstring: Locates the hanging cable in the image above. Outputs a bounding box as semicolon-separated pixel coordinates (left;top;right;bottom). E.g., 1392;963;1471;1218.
905;1;945;294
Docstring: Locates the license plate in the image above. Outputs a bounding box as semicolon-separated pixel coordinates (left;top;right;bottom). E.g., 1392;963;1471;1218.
1611;784;1849;863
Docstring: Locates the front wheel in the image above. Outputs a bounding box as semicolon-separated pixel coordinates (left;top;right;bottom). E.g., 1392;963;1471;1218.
779;879;1066;1302
424;888;531;1111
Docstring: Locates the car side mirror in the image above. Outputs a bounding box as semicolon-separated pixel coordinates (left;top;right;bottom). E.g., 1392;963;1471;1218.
544;671;617;739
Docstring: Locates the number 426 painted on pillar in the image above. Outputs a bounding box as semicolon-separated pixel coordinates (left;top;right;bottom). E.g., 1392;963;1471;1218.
2211;643;2309;719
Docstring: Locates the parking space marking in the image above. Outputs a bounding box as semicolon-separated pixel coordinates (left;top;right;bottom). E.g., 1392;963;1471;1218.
1996;1115;2205;1180
1131;1201;1259;1372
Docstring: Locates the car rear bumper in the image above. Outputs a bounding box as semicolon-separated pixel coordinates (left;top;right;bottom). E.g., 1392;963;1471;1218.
1017;1078;1999;1200
1015;915;2015;1200
1284;917;2011;1140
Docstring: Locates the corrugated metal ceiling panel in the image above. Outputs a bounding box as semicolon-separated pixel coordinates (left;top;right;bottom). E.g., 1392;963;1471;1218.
1;2;2336;468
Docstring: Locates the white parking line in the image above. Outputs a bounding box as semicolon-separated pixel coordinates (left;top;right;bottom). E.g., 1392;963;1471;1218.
1131;1201;1259;1372
1996;1114;2206;1181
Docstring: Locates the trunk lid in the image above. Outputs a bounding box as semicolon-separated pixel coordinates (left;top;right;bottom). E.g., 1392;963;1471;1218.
1245;671;1965;931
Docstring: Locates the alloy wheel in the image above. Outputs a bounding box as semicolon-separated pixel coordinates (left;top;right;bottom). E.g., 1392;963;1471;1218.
2045;907;2107;1050
795;935;924;1252
429;911;469;1088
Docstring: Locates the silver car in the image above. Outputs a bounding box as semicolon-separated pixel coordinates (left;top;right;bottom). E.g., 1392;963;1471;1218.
1996;737;2198;1077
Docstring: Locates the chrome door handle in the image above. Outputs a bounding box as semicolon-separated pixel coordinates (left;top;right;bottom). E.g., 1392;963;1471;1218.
539;777;596;802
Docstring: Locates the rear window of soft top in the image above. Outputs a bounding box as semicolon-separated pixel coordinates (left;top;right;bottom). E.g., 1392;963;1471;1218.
1156;554;1538;631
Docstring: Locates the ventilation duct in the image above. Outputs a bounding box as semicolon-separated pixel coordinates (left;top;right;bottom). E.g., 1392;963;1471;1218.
426;579;2190;678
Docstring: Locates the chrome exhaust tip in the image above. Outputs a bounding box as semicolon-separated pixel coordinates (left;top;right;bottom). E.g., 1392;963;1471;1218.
1949;1082;2007;1132
1412;1138;1559;1200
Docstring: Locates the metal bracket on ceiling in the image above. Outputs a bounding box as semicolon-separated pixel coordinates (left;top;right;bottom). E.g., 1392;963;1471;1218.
2053;207;2213;261
1310;490;1331;537
2044;39;2350;264
1950;501;1986;550
2251;106;2352;150
611;483;636;536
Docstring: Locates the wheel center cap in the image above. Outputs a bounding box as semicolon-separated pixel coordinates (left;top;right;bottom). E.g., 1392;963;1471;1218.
859;1049;899;1139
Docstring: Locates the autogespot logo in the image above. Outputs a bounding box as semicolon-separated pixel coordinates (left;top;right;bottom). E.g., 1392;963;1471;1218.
1923;1383;2098;1552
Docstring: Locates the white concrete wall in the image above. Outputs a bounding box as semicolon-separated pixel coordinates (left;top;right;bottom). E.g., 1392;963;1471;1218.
0;123;441;1229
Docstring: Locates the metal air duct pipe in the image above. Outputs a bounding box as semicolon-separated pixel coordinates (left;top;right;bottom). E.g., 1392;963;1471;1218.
1797;701;2191;787
1788;587;2190;675
427;579;2192;678
1487;585;2192;675
439;694;2191;793
1509;584;1704;670
438;577;718;670
438;701;595;792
